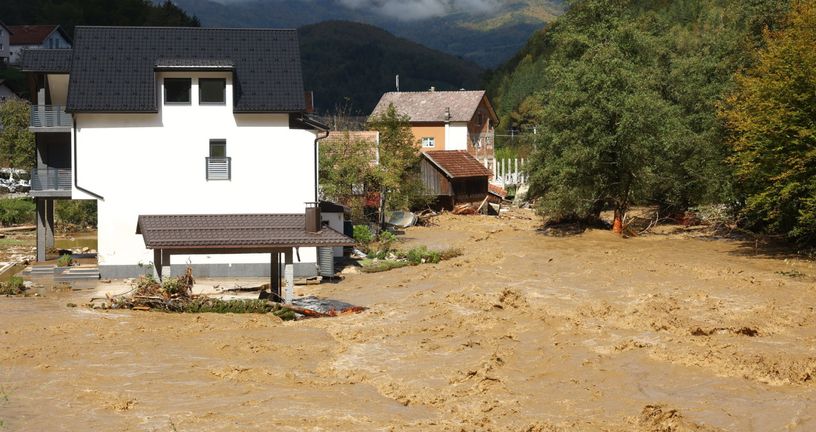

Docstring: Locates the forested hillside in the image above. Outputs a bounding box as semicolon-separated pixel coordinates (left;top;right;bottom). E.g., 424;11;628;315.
299;21;483;114
0;0;199;36
488;0;815;245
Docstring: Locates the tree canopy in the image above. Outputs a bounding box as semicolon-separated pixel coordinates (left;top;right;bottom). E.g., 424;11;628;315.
489;0;795;228
722;1;816;244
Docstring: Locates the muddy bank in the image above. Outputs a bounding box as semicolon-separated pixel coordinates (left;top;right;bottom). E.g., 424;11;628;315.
1;211;815;431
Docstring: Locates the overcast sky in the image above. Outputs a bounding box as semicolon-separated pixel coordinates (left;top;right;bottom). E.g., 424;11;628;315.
209;0;504;20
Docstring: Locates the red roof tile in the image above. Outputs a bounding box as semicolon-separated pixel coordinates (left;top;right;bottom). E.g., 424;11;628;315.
488;183;507;198
136;214;354;249
8;25;63;45
423;150;493;179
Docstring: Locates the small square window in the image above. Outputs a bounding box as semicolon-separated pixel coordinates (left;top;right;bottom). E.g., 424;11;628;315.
210;139;227;158
422;137;435;148
199;78;226;104
165;78;191;104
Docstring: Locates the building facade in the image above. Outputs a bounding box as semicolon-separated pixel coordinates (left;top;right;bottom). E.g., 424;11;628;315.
370;90;499;171
22;27;345;280
9;25;71;64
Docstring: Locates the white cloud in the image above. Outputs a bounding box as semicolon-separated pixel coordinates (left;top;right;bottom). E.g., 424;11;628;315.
343;0;503;20
207;0;504;21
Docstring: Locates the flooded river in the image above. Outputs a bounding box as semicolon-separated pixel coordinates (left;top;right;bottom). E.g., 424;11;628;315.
1;212;815;431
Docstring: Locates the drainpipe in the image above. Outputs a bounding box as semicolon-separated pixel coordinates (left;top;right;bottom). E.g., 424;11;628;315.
295;115;330;203
72;116;104;200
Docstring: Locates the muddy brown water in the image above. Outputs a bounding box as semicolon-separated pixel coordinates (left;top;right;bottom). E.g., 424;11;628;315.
1;211;815;431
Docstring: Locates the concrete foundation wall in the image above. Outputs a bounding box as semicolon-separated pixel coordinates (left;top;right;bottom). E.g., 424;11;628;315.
99;262;318;280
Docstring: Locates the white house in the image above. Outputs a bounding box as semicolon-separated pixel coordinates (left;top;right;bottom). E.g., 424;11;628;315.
8;25;71;64
0;21;10;64
21;27;352;299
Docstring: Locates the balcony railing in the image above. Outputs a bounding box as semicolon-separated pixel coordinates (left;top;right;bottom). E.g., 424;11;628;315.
31;168;72;192
470;131;495;150
206;157;231;180
30;105;72;129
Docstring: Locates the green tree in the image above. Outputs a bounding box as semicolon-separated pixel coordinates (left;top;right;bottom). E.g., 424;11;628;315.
367;104;429;224
319;131;379;222
0;100;35;169
526;13;683;227
722;0;816;244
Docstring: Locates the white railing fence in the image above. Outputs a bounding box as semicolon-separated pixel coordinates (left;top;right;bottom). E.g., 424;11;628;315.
488;158;528;187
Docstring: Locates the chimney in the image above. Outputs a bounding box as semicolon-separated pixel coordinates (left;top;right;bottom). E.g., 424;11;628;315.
445;107;451;121
430;86;435;92
305;202;321;233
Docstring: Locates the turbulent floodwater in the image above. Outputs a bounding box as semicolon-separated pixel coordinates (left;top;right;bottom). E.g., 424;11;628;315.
1;211;815;431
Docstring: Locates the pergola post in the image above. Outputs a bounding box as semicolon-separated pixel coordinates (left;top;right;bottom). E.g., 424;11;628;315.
270;252;281;301
283;249;294;304
153;248;163;281
161;250;171;279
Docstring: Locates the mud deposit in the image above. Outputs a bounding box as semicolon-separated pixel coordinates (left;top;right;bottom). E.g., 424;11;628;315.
2;210;815;431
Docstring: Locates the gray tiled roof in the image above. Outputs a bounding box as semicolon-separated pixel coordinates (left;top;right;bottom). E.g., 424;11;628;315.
136;214;354;249
20;49;73;73
371;90;487;123
67;26;306;113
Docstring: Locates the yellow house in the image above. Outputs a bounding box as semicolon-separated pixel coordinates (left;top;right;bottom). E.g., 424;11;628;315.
370;89;499;171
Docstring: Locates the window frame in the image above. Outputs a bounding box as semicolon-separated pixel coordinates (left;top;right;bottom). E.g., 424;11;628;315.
199;78;227;105
206;139;230;181
164;78;192;105
422;137;435;148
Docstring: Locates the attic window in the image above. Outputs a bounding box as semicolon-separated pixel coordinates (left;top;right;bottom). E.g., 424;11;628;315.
165;78;191;104
199;78;226;104
477;113;484;126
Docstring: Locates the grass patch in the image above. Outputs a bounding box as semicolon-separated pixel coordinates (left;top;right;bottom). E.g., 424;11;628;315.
359;246;463;273
360;259;410;273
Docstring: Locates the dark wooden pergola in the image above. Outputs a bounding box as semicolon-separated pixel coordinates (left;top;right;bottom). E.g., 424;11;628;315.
136;214;354;303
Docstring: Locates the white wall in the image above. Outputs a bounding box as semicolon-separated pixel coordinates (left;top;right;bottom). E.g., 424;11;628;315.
73;71;319;271
445;122;469;151
0;28;9;61
321;211;344;257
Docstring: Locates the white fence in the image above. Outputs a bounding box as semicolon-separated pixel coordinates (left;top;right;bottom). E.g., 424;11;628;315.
490;158;527;187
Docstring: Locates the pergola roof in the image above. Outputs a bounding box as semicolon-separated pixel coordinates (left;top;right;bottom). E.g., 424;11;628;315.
136;214;354;250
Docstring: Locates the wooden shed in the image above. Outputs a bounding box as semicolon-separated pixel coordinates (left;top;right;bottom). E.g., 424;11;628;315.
420;150;494;210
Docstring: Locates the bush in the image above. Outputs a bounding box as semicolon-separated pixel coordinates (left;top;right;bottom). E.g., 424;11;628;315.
353;224;374;249
55;200;97;230
0;276;26;295
360;260;409;273
0;198;35;226
56;254;73;267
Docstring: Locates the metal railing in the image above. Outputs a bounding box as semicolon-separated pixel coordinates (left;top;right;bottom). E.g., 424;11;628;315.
30;105;72;129
31;168;72;191
206;157;231;180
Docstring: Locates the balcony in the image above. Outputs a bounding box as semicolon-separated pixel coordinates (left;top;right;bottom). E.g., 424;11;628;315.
206;157;231;181
470;131;495;151
30;168;72;197
30;105;72;132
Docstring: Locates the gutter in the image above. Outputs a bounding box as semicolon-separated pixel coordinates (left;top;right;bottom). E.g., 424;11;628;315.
72;116;104;200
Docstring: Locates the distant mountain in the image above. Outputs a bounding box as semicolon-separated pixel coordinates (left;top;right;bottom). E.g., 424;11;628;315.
299;21;483;115
169;0;565;67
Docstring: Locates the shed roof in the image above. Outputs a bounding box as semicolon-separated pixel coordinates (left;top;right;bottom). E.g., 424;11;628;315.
370;90;497;123
66;26;306;113
8;25;69;45
20;49;72;73
136;214;354;249
423;151;493;179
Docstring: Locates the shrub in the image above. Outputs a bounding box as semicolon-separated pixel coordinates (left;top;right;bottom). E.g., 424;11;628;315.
353;224;374;249
0;198;35;226
56;254;73;267
360;260;409;273
0;276;25;295
55;200;97;230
